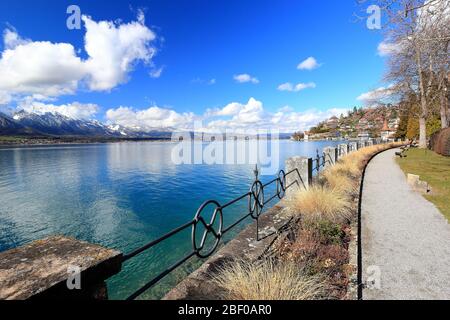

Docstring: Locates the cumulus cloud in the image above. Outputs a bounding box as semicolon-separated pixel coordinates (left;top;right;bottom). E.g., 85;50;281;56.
277;82;316;92
297;57;321;70
0;91;11;105
0;38;86;97
233;74;259;84
18;101;99;119
82;15;156;91
106;106;197;130
357;85;395;104
104;97;349;133
190;97;349;133
0;14;157;100
3;28;30;49
204;98;347;132
377;41;402;57
269;107;348;132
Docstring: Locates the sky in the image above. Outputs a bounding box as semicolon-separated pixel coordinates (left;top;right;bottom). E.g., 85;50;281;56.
0;0;390;132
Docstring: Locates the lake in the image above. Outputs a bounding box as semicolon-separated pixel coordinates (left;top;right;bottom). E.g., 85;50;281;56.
0;140;341;299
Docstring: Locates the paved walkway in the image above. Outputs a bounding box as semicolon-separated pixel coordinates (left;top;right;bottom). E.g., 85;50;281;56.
361;149;450;300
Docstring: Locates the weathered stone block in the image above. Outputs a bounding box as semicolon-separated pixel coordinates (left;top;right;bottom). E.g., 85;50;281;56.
407;174;431;194
0;236;122;300
323;147;337;168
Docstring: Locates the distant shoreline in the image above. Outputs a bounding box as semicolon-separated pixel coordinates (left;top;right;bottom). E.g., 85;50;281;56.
0;136;173;147
0;135;301;147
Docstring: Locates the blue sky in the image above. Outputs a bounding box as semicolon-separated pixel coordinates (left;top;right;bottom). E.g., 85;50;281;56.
0;0;388;132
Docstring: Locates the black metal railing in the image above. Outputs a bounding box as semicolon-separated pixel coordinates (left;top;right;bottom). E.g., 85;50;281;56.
120;139;382;300
120;165;305;300
313;149;326;173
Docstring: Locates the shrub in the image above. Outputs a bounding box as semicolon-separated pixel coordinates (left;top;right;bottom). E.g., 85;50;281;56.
281;227;349;299
308;220;344;245
211;259;326;300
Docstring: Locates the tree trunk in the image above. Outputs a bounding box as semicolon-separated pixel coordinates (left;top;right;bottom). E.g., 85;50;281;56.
440;89;448;129
416;50;428;149
419;116;427;148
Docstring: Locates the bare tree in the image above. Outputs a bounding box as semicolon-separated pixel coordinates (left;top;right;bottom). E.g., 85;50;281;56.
360;0;450;147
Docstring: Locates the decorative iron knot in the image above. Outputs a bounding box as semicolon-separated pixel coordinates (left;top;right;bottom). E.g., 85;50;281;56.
192;200;223;258
277;170;286;199
249;180;264;219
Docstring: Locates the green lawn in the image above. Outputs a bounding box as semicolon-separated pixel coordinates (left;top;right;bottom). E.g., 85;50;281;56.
397;149;450;222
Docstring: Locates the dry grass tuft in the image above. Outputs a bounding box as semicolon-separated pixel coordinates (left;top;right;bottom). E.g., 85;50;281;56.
322;166;360;197
335;160;362;178
212;259;326;300
290;186;352;224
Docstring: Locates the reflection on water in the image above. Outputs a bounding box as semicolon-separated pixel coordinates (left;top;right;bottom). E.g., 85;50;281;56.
0;140;340;299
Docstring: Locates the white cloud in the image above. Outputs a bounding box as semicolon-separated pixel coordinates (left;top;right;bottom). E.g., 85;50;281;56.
203;98;347;132
0;38;86;97
106;106;196;130
277;82;316;92
270;107;348;132
0;14;157;100
191;78;216;85
357;85;395;104
18;101;99;119
149;66;164;78
297;57;321;70
205;102;243;117
0;91;11;105
233;74;259;84
82;15;156;91
104;97;349;133
3;28;30;49
377;41;402;57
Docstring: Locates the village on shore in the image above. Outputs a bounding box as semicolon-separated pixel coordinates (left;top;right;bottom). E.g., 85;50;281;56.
292;104;401;142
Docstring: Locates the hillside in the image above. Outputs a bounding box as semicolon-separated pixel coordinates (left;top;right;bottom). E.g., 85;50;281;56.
307;105;401;140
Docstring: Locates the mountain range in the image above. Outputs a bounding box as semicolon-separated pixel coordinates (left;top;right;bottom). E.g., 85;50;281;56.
0;110;173;138
0;110;295;141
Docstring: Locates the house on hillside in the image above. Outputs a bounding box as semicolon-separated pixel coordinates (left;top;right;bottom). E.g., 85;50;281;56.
389;117;401;130
327;116;339;129
381;119;395;141
358;131;371;141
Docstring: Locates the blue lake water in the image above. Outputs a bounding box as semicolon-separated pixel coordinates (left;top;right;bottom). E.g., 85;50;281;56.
0;140;340;299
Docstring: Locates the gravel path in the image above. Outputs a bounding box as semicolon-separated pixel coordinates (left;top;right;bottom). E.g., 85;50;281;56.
361;148;450;300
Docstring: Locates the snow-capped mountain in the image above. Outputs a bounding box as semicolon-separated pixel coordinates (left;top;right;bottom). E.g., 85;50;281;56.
106;123;174;138
11;110;116;136
0;112;37;135
0;110;173;138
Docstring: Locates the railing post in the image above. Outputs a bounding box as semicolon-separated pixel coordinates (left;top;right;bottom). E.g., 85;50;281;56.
285;157;312;198
349;142;357;153
338;144;348;158
323;147;337;168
